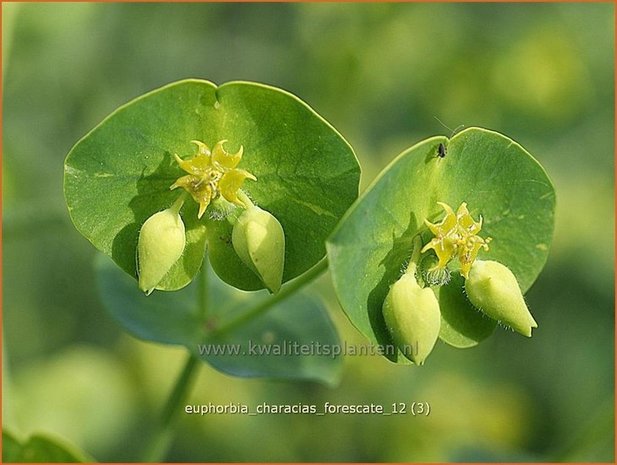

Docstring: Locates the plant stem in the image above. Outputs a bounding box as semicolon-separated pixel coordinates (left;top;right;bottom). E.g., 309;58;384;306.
404;235;423;276
198;257;208;319
212;258;329;337
141;253;207;462
170;191;187;214
141;353;200;462
237;190;255;208
141;256;328;461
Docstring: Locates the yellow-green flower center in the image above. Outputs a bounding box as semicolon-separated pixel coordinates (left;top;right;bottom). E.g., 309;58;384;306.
171;140;256;218
421;202;492;278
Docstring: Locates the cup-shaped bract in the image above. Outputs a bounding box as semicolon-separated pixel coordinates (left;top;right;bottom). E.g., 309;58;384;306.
382;272;441;365
465;260;538;337
232;205;285;293
137;207;186;295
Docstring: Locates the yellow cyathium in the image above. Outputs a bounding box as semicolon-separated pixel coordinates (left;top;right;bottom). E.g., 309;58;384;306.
171;140;256;218
421;202;492;278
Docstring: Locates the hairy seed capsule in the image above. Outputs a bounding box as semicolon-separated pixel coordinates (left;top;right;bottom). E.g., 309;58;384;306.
137;207;186;295
232;205;285;293
465;260;538;337
382;272;441;365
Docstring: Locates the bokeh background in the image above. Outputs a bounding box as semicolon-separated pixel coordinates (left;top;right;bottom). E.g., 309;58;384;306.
2;2;614;462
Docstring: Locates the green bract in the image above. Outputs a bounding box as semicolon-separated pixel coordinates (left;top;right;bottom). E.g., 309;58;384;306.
327;127;555;362
64;79;359;292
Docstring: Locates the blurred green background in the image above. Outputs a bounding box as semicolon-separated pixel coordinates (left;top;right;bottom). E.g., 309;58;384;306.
2;2;614;462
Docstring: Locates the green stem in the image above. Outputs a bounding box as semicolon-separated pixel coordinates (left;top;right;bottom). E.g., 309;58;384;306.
404;236;423;276
212;258;329;337
141;247;206;462
143;246;209;462
170;191;187;214
141;245;327;462
160;355;199;427
237;190;255;209
141;353;200;462
198;257;208;319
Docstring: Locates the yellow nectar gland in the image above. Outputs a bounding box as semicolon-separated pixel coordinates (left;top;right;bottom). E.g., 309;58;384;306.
171;140;256;218
421;202;492;278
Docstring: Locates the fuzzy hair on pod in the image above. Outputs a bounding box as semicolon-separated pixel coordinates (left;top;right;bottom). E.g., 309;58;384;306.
465;260;537;337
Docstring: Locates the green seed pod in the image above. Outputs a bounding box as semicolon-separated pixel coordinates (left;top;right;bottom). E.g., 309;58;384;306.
232;205;285;293
465;260;538;337
137;206;186;295
382;271;441;365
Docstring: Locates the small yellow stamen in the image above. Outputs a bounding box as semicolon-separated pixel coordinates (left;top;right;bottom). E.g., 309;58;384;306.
171;140;256;218
421;202;491;278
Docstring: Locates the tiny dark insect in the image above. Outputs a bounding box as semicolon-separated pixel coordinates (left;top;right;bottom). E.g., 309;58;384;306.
437;143;447;158
220;235;232;245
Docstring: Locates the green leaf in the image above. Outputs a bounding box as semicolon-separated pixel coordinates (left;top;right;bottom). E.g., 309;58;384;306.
327;128;555;359
3;430;22;462
2;430;93;463
201;295;342;385
65;79;359;292
95;254;342;385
